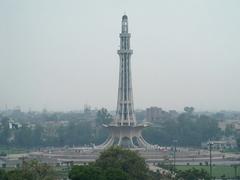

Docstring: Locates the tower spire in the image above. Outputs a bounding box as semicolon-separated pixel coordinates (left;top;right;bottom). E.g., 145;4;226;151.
121;14;128;33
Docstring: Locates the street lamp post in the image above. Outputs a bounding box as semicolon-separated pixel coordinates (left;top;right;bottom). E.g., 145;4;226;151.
208;141;214;179
231;164;238;179
173;139;178;171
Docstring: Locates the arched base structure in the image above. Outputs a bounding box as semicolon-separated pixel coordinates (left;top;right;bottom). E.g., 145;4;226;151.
96;124;153;149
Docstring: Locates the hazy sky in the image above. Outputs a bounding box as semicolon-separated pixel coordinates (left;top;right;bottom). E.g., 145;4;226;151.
0;0;239;112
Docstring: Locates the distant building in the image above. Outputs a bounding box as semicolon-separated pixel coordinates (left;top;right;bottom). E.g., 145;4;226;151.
201;138;237;150
9;121;22;129
146;107;163;122
218;120;240;132
146;107;179;123
168;110;178;118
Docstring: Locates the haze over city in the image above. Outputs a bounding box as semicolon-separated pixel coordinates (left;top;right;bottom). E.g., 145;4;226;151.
0;0;239;112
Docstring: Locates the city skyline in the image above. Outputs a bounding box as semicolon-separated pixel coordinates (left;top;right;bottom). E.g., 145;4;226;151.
0;0;240;112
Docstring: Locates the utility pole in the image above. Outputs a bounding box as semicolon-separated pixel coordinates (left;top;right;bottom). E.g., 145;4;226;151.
173;139;178;171
208;141;214;179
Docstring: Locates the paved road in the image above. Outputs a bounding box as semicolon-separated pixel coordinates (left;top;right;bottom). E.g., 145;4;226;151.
3;148;240;167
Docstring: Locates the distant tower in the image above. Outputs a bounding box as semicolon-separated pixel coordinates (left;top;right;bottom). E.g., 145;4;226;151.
98;15;152;149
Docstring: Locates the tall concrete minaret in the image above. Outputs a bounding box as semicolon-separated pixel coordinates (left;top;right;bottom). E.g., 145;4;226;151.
97;15;152;149
116;15;136;126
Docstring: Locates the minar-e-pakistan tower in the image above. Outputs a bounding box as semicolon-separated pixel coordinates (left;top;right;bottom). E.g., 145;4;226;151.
99;15;152;148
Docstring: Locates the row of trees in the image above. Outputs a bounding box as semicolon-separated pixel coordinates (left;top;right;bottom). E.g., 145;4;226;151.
0;147;211;180
143;109;222;146
0;109;111;148
0;107;232;148
0;160;56;180
68;147;211;180
0;119;109;148
69;146;169;180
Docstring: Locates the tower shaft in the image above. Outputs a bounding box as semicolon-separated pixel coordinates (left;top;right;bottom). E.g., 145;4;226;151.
116;15;135;126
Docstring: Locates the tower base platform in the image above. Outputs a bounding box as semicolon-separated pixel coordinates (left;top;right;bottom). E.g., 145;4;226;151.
96;124;153;149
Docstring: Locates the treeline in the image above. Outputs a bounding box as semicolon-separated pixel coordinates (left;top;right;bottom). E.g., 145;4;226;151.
0;109;111;148
0;147;211;180
69;147;210;180
69;146;171;180
143;109;222;146
0;160;57;180
0;107;229;148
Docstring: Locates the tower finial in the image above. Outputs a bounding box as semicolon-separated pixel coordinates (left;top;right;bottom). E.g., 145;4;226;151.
121;14;128;33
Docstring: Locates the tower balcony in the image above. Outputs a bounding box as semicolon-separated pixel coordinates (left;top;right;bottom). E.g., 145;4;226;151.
117;49;133;54
119;33;131;38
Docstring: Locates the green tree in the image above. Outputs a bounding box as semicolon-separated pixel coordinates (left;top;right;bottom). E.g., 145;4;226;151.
56;121;93;146
184;106;194;114
0;169;7;180
21;160;56;180
5;169;26;180
93;108;112;145
69;165;104;180
14;125;33;147
0;117;10;145
104;167;129;180
176;168;210;180
32;125;44;147
225;124;235;137
96;108;113;125
95;146;149;180
1;160;56;180
143;108;221;147
69;147;150;180
236;135;240;149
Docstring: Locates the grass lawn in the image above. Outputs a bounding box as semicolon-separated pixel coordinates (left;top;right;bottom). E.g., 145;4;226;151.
54;166;70;179
0;146;28;154
176;165;239;178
